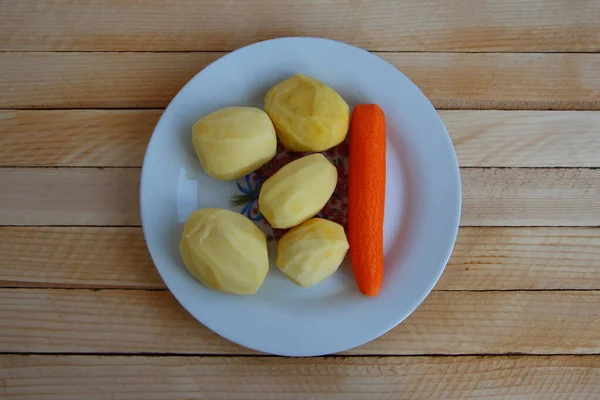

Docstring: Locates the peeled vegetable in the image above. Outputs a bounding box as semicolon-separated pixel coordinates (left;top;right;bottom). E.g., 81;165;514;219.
179;208;269;295
192;106;277;180
349;104;386;297
259;153;338;229
265;74;350;152
276;218;349;287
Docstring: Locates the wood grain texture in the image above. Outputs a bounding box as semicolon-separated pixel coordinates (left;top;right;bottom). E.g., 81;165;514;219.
1;0;599;52
0;289;598;355
0;227;160;289
0;168;139;225
0;52;209;109
2;226;599;290
1;355;599;400
2;110;600;167
0;110;159;167
2;168;599;226
446;111;600;167
442;227;600;290
1;53;599;110
461;168;600;226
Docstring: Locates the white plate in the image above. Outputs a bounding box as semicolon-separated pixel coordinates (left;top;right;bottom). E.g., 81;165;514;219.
140;37;461;356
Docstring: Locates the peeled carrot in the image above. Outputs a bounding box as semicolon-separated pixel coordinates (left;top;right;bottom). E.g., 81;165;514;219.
348;104;386;296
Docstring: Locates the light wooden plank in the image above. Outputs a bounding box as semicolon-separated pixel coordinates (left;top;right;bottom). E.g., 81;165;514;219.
1;356;599;400
461;168;600;226
2;227;599;290
1;53;599;110
0;227;161;289
0;168;139;225
0;52;209;109
446;111;600;167
0;110;159;167
1;0;599;52
1;168;599;226
441;227;600;290
0;289;597;355
385;53;600;111
3;110;600;167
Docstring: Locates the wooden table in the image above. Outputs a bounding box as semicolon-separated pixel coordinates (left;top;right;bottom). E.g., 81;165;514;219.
1;1;599;398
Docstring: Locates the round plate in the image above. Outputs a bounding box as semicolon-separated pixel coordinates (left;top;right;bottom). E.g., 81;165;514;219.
140;37;461;356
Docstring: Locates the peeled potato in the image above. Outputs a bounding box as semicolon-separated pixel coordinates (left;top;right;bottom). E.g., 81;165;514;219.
192;106;277;180
179;208;269;295
265;74;350;152
276;218;349;287
259;154;337;229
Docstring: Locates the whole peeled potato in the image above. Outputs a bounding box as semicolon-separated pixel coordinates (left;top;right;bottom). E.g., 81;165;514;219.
277;218;349;287
265;74;350;152
259;153;337;229
192;107;277;180
179;208;269;295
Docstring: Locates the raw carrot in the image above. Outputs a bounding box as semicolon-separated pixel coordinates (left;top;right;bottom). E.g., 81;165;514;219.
348;104;386;296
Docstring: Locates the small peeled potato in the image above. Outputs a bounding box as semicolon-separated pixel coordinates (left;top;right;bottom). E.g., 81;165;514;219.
179;208;269;295
277;218;349;287
259;153;337;229
265;74;350;152
192;107;277;180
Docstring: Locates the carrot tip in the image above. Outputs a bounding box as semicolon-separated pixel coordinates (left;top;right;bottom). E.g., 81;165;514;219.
359;287;380;297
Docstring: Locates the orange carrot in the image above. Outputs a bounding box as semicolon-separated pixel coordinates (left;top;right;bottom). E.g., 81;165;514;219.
348;104;386;296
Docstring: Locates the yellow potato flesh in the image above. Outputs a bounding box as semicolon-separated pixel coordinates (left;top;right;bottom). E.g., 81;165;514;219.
265;74;350;152
179;208;269;295
192;107;277;180
259;154;338;229
276;218;349;287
